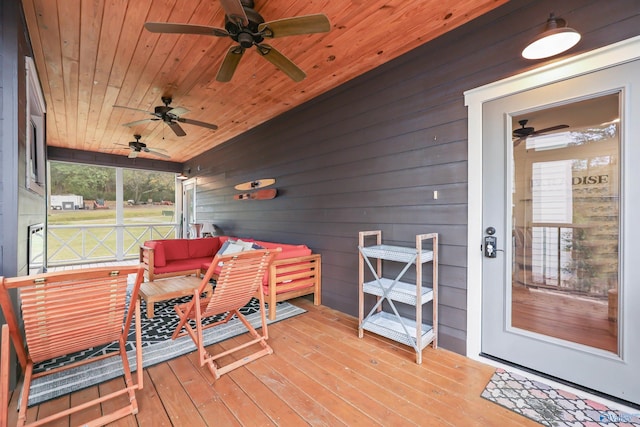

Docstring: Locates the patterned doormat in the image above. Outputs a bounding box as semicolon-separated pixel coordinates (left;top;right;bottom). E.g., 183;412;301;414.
482;368;640;426
27;291;305;406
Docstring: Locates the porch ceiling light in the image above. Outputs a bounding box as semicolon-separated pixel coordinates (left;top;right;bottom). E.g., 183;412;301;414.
177;168;190;180
522;13;581;60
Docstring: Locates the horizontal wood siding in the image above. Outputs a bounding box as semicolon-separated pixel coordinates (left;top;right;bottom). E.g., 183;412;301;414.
188;0;640;355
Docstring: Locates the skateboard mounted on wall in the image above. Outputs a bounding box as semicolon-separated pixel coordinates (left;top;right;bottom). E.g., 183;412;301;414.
234;178;275;191
234;188;277;200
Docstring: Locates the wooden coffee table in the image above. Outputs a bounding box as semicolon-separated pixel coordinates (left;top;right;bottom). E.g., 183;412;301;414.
139;276;212;318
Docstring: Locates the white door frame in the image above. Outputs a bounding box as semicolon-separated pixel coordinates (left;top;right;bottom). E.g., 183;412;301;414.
464;35;640;360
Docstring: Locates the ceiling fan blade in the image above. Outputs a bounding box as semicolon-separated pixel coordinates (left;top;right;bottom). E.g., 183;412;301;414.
256;44;306;82
168;107;189;116
167;121;187;137
218;0;248;26
216;46;245;82
144;22;228;37
113;105;149;113
177;117;218;130
122;118;156;127
128;150;139;159
531;124;570;135
147;149;172;159
259;14;331;38
113;105;153;114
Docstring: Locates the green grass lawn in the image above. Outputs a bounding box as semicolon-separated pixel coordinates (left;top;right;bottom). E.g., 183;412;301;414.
48;205;174;224
47;205;178;264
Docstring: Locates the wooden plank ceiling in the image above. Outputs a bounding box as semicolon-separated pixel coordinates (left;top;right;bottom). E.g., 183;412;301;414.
22;0;507;163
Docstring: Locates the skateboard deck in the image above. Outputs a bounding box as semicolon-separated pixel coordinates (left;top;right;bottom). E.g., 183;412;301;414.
234;178;275;191
234;188;277;200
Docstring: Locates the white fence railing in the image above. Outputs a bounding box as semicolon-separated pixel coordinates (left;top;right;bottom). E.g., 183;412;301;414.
47;223;179;267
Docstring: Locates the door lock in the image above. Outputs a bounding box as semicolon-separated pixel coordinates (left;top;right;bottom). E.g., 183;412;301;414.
484;226;499;258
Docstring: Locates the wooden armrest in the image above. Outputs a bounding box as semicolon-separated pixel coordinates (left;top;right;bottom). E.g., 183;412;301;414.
264;254;322;320
139;245;155;281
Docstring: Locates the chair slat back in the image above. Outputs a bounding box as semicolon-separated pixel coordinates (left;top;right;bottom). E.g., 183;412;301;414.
1;267;140;364
203;250;276;316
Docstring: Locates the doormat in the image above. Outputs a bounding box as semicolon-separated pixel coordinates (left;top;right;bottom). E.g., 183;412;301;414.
26;293;305;407
482;368;640;426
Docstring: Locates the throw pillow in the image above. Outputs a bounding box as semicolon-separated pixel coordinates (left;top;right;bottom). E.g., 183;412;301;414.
218;240;245;256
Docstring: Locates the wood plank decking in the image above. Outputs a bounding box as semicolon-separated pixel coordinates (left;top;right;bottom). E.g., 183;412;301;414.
6;298;537;426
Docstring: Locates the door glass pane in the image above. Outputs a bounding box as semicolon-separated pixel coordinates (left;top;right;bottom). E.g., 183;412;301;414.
511;93;620;354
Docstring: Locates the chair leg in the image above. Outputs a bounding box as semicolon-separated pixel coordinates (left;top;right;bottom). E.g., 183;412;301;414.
17;363;34;427
1;325;10;427
268;291;277;320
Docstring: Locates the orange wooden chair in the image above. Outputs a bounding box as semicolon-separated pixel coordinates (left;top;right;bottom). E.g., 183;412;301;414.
0;266;145;426
1;324;10;427
173;249;278;379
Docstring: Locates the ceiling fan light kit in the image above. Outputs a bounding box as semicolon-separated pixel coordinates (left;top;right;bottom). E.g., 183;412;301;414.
522;13;581;60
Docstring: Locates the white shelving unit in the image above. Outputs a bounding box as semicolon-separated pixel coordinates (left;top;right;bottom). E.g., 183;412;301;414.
358;230;438;364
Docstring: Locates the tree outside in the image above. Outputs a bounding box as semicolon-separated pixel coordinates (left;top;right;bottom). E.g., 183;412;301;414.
49;162;176;205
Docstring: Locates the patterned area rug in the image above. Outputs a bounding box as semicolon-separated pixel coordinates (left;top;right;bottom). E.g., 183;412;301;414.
27;288;305;406
482;368;640;426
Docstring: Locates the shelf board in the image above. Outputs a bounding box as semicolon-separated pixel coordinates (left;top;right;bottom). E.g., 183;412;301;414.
359;244;433;264
361;311;434;350
363;278;433;305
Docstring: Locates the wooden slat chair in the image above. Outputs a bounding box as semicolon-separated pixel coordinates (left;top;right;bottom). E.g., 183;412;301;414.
0;266;145;427
173;249;278;379
1;324;10;427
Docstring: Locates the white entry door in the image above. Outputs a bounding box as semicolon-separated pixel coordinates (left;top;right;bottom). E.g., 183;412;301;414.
182;179;196;238
481;59;640;405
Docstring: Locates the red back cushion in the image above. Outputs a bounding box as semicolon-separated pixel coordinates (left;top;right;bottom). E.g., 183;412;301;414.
161;239;190;261
188;238;221;258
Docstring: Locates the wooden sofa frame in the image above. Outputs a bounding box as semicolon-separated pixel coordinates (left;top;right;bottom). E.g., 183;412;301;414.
264;254;322;320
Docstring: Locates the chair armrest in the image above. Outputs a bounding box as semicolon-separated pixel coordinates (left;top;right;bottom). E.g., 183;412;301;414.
139;245;155;281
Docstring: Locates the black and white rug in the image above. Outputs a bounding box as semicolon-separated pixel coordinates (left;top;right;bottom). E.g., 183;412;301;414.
27;287;305;406
482;368;640;426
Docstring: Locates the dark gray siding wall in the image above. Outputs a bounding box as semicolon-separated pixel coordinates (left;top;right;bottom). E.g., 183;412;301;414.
186;0;640;354
1;0;43;387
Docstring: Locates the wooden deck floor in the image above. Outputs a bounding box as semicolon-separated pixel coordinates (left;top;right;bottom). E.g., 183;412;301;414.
6;298;538;426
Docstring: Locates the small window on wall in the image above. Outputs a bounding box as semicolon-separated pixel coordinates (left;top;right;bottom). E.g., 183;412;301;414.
26;56;46;195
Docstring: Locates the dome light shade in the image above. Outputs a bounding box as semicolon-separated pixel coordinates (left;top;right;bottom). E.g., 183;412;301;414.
522;14;581;60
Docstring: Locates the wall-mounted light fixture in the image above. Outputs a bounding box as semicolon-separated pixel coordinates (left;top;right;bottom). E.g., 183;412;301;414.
201;223;224;237
177;168;191;180
522;13;581;60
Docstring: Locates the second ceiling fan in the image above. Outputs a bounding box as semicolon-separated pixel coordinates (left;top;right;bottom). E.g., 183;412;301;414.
144;0;330;82
513;119;570;146
113;97;218;137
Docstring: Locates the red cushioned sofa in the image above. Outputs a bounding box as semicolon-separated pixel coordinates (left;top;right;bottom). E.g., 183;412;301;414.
140;236;321;319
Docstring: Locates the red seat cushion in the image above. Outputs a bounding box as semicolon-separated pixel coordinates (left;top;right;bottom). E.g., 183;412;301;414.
153;257;210;274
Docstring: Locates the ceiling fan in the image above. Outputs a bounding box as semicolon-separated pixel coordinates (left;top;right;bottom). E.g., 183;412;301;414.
513;119;570;145
116;134;170;159
144;0;331;82
113;97;218;137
